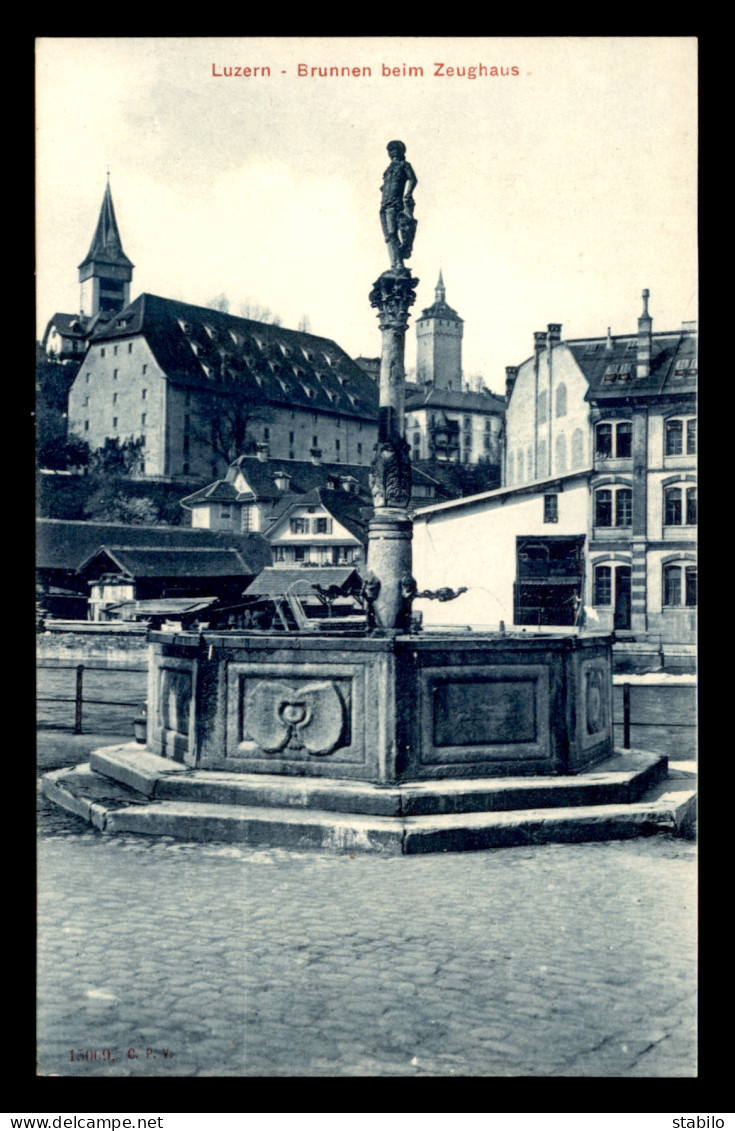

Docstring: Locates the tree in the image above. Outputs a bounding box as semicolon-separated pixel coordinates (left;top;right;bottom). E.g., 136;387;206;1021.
37;432;91;471
239;300;282;326
414;456;500;500
206;293;230;313
85;491;163;525
192;392;275;466
89;436;146;475
35;355;81;454
298;314;311;333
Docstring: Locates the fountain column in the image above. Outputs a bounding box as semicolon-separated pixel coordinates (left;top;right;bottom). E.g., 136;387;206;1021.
366;141;419;631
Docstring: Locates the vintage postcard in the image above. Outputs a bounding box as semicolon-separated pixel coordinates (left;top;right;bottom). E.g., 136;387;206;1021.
36;37;697;1079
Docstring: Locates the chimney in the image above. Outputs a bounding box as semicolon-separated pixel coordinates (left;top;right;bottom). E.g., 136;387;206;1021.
505;365;519;400
637;289;653;378
547;323;562;346
256;442;269;462
310;447;322;465
533;331;546;356
606;326;613;350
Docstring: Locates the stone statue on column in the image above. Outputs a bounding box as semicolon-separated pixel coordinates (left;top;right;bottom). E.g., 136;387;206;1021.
379;140;418;272
366;142;420;632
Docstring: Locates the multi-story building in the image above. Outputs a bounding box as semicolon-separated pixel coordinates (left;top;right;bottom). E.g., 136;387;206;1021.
405;272;505;467
405;387;505;465
412;291;697;649
67;292;381;482
50;183;380;483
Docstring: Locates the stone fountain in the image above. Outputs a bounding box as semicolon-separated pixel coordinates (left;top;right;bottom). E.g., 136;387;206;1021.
43;143;694;851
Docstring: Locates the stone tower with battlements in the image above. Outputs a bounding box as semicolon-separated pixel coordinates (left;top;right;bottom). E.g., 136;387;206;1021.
415;271;464;390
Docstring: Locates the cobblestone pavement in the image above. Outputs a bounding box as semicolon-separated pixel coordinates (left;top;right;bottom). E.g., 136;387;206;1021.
37;776;697;1078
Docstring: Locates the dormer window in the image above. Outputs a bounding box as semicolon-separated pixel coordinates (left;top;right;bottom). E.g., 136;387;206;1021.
278;379;289;394
301;348;313;362
178;321;192;335
204;325;216;339
279;343;289;356
229;330;240;346
302;385;314;398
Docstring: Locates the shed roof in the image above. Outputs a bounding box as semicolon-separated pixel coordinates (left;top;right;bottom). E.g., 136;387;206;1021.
78;546;256;579
245;567;361;597
36;518;271;574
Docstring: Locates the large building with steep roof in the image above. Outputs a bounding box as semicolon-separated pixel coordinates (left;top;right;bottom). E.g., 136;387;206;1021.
67;292;380;483
47;182;379;483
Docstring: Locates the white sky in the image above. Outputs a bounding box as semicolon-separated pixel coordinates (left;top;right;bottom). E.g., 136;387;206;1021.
36;37;697;394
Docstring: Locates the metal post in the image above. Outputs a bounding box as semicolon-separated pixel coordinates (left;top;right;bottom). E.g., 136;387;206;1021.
74;664;84;735
622;681;631;749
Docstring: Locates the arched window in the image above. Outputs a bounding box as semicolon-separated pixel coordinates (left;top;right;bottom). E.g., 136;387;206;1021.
596;420;632;459
538;439;548;478
507;451;515;485
537;391;548;426
555;383;567;418
527;445;533;479
593;565;612;606
665;416;697;456
517;449;525;482
663;562;697;607
664;483;697;526
595;485;632;527
571;429;584;469
555;433;567;473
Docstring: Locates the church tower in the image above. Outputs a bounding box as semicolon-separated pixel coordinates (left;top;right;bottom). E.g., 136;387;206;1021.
78;179;134;318
415;270;464;389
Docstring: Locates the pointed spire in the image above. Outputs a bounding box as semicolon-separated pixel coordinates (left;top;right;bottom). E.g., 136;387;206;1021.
435;269;446;304
78;181;134;270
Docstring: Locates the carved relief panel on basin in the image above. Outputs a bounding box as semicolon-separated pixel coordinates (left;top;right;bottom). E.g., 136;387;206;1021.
579;658;612;750
155;662;195;762
226;662;366;766
244;680;347;756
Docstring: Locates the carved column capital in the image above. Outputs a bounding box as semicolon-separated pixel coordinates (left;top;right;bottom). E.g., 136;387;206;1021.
369;270;419;330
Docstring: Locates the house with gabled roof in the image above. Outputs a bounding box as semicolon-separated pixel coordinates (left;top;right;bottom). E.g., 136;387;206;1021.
412;291;697;656
180;448;449;552
36;517;271;621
